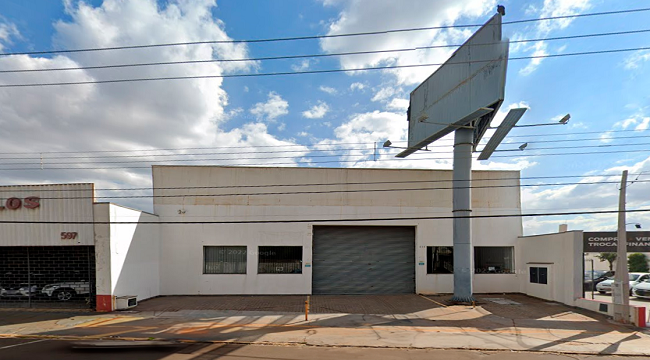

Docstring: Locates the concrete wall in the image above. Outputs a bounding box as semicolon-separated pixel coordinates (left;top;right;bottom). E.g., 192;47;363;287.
153;166;522;295
0;183;94;246
516;231;583;305
94;203;160;311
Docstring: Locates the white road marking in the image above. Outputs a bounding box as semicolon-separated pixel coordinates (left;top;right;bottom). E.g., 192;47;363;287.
0;339;48;350
159;343;225;360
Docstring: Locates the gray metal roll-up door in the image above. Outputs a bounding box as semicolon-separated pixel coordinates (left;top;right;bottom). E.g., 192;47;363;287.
312;226;415;294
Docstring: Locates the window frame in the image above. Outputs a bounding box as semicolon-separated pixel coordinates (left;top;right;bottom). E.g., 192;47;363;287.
530;266;548;284
426;246;454;274
474;246;515;274
257;246;303;274
203;246;248;275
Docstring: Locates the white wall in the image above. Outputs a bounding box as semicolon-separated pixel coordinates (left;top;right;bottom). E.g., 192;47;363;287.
153;166;523;295
516;231;583;305
94;203;161;302
0;183;95;246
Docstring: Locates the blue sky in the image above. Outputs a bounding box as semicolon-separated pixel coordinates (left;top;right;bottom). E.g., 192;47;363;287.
0;0;649;234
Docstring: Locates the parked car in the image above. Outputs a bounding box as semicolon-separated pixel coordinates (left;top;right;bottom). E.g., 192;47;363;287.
632;279;650;299
41;281;90;301
596;273;650;295
584;270;614;291
0;283;40;298
0;284;23;297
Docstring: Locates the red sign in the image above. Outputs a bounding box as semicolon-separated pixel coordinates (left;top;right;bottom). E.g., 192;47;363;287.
0;196;40;210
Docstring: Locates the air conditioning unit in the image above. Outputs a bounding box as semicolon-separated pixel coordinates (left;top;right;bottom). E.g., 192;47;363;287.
115;295;137;310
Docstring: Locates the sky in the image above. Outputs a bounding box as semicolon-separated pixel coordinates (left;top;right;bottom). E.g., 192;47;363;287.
0;0;649;235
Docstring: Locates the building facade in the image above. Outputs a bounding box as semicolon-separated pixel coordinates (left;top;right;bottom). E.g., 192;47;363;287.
1;165;532;311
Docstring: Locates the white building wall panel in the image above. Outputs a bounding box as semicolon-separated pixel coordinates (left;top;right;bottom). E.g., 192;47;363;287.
0;183;94;246
153;166;522;295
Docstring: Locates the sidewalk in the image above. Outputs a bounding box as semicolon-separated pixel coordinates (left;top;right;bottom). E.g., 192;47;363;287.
1;294;649;356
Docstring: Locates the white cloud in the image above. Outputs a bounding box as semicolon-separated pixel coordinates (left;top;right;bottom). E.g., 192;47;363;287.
624;50;650;70
350;82;365;91
319;0;496;85
521;155;650;235
302;101;330;119
516;0;593;75
0;0;306;211
636;118;650;131
371;87;397;102
386;98;409;111
319;85;338;95
323;105;536;171
519;41;549;76
291;59;311;71
250;91;289;121
0;20;19;51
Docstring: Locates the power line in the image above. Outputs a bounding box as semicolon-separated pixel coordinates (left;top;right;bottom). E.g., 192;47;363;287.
0;173;635;192
1;46;649;88
1;147;649;168
492;141;650;152
25;179;649;200
2;28;648;74
0;137;647;162
1;7;648;57
2;208;650;224
0;128;647;157
496;127;650;139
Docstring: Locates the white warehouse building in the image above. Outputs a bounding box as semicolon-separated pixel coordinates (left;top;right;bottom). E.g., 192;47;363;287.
0;165;583;312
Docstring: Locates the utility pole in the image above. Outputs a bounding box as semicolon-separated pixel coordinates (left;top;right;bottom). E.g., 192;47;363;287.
613;170;630;323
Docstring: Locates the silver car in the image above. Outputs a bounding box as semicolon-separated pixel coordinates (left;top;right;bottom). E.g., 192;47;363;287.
596;273;650;295
633;279;650;299
41;281;90;301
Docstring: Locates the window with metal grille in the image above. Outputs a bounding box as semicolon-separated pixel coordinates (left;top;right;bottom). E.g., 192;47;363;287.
258;246;302;274
203;246;247;274
427;246;454;274
474;247;514;274
530;267;548;284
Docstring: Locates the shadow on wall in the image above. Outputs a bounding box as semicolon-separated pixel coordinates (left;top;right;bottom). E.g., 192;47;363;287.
110;207;161;303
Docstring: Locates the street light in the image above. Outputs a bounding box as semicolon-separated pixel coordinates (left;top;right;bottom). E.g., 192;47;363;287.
626;223;642;229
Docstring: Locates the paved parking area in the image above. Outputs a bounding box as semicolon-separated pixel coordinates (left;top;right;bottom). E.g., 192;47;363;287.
133;294;444;314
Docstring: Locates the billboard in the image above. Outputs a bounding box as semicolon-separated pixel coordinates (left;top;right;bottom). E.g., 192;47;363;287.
398;13;508;158
583;231;650;253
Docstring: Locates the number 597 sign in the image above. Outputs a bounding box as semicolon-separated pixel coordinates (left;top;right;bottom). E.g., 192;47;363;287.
61;232;78;240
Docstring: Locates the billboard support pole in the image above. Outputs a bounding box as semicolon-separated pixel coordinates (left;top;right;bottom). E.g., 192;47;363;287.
451;127;475;302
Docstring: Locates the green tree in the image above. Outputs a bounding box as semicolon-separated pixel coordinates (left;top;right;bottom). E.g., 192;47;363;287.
596;253;617;271
628;253;649;272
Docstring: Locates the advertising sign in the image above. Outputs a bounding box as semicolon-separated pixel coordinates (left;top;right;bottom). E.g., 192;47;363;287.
583;231;650;253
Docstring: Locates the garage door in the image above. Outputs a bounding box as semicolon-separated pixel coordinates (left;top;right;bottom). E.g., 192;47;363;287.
312;226;415;294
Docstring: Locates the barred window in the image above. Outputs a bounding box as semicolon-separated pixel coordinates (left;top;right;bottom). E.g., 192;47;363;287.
203;246;247;274
427;246;454;274
530;267;548;284
474;247;514;274
258;246;302;274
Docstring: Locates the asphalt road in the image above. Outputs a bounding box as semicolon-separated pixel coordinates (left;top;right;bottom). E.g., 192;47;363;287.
0;338;630;360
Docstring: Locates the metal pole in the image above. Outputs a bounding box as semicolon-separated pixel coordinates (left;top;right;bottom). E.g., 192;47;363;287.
27;247;31;308
451;128;474;302
613;170;630;323
591;259;594;300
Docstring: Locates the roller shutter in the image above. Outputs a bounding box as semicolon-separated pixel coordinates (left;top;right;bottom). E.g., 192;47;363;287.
312;226;415;294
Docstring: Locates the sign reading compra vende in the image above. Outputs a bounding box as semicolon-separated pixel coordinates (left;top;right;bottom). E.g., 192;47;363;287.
583;231;650;253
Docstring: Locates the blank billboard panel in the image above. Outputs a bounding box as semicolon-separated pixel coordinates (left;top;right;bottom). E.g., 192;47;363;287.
402;13;508;157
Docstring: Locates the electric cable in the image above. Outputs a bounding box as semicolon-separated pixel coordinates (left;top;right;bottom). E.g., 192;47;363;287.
1;46;649;87
1;208;649;224
1;7;647;57
2;29;648;74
